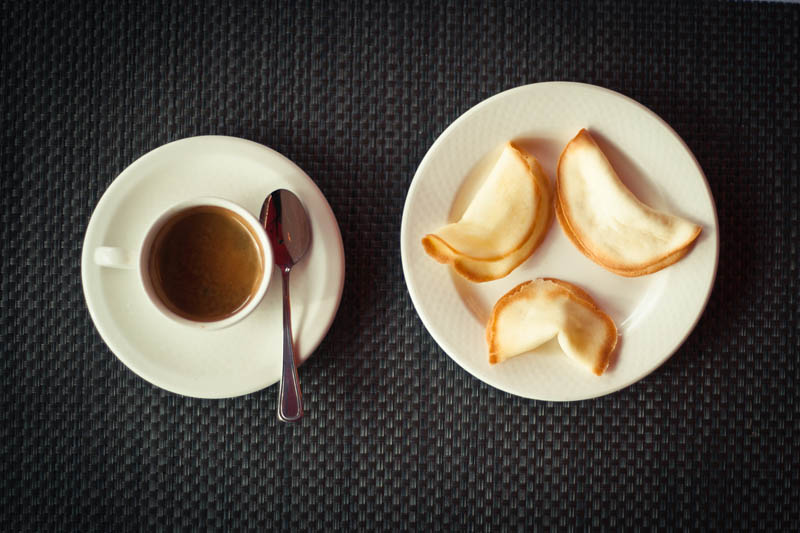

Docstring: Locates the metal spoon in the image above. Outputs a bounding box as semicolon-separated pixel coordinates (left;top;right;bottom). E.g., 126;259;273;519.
260;189;311;422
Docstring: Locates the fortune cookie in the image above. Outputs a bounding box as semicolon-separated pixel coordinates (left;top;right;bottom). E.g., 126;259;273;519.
556;129;701;277
486;278;617;376
422;143;553;282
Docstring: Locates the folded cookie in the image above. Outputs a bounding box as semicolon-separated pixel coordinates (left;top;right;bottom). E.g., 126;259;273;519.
486;278;617;375
556;129;701;277
422;143;553;282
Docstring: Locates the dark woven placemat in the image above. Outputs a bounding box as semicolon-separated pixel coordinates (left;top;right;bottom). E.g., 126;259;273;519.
2;0;798;530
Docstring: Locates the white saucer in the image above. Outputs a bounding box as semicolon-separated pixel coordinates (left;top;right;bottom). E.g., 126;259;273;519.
82;136;345;398
401;82;719;401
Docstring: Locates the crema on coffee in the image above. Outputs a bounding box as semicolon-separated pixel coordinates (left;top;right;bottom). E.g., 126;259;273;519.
148;205;265;321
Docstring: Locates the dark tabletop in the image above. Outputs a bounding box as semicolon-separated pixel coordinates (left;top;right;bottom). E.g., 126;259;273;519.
2;0;799;530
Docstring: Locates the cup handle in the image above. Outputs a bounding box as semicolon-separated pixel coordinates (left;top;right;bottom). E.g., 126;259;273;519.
94;247;135;269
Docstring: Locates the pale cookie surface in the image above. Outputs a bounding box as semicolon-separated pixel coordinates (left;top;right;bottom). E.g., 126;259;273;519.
556;129;701;277
422;143;553;282
486;278;618;375
425;142;539;260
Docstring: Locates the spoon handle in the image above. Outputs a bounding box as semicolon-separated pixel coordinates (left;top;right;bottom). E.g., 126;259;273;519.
278;269;303;422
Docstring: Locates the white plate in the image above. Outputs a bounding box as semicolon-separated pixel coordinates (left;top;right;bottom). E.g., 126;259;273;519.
401;82;718;401
82;136;345;398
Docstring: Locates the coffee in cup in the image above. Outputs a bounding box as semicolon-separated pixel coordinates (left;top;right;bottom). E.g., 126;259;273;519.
94;197;273;329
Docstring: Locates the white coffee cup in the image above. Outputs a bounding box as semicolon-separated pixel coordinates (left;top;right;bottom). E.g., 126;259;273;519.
94;197;273;330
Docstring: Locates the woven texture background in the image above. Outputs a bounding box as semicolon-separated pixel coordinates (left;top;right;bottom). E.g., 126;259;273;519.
2;0;798;530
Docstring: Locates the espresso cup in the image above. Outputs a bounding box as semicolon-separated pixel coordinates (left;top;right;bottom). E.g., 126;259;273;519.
94;197;273;330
